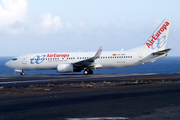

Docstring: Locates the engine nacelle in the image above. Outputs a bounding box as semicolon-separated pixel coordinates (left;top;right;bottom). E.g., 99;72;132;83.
57;64;74;73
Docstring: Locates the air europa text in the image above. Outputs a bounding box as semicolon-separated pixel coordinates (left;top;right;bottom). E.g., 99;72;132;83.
46;54;69;58
146;21;170;48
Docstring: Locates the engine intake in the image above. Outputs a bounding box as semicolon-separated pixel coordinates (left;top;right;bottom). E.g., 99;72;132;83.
57;64;74;72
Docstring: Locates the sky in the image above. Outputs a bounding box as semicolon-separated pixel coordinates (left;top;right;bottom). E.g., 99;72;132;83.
0;0;180;56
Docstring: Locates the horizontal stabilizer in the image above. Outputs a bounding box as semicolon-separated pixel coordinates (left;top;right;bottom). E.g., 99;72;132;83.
152;48;171;55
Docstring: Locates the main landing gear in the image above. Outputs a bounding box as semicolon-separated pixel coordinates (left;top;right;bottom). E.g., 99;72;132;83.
84;69;93;75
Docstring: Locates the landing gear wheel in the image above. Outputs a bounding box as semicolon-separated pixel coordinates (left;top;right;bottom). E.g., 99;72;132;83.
84;70;88;75
20;71;24;75
83;69;93;75
89;69;93;74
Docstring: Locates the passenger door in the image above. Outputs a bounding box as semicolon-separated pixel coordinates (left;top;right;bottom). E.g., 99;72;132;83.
22;56;27;64
138;53;142;62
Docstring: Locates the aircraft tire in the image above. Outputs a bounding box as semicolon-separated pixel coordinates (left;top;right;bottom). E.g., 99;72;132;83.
89;69;93;74
21;71;24;75
84;70;88;75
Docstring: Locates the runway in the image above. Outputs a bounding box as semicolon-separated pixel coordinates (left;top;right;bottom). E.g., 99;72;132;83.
1;73;180;88
1;74;180;119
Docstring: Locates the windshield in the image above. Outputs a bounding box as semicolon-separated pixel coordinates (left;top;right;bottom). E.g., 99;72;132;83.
12;58;17;61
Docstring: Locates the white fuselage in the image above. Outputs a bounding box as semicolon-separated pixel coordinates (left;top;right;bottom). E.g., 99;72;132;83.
5;50;166;71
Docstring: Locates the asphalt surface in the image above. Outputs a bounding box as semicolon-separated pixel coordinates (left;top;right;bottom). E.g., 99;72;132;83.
0;74;180;120
0;73;180;88
0;83;180;120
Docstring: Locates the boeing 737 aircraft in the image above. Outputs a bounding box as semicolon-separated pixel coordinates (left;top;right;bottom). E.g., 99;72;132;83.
5;19;171;75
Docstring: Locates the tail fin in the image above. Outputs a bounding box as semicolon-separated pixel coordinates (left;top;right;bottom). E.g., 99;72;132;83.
129;19;171;51
145;19;171;51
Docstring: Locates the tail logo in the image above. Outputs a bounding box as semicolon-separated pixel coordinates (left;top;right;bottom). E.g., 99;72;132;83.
146;21;170;48
151;35;166;50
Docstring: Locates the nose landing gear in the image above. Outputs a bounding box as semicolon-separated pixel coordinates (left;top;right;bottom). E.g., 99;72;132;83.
84;69;93;75
14;70;24;75
20;71;24;75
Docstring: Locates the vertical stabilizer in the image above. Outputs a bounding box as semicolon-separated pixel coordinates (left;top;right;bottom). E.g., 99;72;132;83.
145;19;171;51
129;19;171;52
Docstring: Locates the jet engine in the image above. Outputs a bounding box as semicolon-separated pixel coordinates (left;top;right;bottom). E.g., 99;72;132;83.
57;63;74;72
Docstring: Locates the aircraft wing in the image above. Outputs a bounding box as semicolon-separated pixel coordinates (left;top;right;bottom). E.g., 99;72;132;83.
152;48;171;55
73;46;103;67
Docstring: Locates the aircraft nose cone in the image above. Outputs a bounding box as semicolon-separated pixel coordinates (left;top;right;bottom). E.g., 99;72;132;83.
5;61;11;67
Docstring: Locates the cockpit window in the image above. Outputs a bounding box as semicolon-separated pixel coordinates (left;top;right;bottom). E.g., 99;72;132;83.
12;58;17;61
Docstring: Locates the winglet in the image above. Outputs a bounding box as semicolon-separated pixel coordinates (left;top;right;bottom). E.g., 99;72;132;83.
94;46;103;58
73;46;103;66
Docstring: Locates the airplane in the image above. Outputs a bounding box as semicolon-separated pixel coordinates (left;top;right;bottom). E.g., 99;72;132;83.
5;19;171;75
